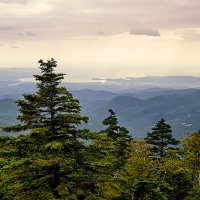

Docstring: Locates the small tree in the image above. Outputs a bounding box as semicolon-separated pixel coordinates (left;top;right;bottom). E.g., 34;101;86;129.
145;119;179;157
102;109;131;166
102;109;130;140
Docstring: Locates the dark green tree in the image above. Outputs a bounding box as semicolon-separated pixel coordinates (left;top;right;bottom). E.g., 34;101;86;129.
2;58;88;137
102;109;130;141
0;59;89;199
145;119;179;157
79;110;132;199
102;109;131;167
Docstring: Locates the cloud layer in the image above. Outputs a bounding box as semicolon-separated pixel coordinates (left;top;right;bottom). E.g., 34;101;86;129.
0;0;200;82
0;0;200;40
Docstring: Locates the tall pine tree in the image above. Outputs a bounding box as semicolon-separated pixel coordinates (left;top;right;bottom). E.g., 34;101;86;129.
2;58;88;138
1;59;89;199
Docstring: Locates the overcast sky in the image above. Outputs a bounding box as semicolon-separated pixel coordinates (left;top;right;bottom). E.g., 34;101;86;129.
0;0;200;82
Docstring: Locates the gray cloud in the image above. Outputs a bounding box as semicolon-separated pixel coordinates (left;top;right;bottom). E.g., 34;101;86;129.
92;78;102;81
0;26;15;31
129;29;161;36
17;31;36;37
25;31;36;36
0;0;29;4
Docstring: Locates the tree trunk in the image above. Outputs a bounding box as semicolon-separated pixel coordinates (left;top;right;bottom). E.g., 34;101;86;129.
52;162;60;198
131;192;134;200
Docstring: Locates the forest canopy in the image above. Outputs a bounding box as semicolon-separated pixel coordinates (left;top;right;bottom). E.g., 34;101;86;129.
0;59;199;200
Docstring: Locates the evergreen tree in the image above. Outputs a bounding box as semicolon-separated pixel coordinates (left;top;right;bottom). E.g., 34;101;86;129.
102;109;130;141
2;58;88;137
82;131;122;199
144;119;179;157
158;149;193;200
1;59;89;199
102;109;131;167
80;109;132;199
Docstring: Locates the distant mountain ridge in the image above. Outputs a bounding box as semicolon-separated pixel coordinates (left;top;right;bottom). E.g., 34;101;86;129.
0;75;200;97
72;88;200;138
1;87;200;138
0;74;200;138
0;98;18;136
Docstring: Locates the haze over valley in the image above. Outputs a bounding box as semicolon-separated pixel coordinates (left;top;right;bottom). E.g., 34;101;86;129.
1;72;200;138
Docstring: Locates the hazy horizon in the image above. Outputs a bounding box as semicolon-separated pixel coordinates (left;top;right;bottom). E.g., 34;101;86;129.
1;1;200;82
1;67;200;91
1;67;200;83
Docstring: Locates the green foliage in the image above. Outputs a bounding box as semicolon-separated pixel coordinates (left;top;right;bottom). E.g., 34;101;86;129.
145;119;179;157
158;149;193;199
0;59;200;199
0;59;89;199
101;109;131;167
2;59;88;136
182;130;200;187
186;185;200;200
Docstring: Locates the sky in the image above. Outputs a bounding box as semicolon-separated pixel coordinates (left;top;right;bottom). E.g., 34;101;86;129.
0;0;200;82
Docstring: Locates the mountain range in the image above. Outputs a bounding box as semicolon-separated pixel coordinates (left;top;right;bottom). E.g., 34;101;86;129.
73;89;200;138
0;84;200;138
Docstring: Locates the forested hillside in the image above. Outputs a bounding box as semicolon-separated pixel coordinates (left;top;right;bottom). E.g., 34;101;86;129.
1;88;200;138
0;59;200;200
79;90;200;138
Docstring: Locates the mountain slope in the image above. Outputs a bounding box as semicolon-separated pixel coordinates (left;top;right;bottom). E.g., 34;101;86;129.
0;98;18;136
1;90;200;139
80;91;200;138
